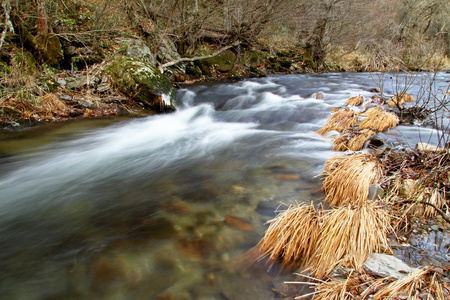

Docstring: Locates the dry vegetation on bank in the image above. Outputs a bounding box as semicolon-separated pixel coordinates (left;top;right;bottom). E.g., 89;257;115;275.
1;0;450;126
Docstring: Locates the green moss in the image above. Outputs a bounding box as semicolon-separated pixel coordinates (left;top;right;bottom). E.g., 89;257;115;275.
0;61;12;75
186;64;203;77
205;50;236;72
106;56;173;112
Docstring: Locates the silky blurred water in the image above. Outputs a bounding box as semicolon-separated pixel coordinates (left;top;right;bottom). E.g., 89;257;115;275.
0;72;449;299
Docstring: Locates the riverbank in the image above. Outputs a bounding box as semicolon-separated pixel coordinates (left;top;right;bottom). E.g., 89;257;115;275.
2;31;450;132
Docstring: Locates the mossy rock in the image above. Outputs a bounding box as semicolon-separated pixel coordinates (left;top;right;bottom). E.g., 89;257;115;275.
205;49;236;72
106;56;174;112
194;60;211;76
243;50;267;66
279;58;293;69
186;64;203;77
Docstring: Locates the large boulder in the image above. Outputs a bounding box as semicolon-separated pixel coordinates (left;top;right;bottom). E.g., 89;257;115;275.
106;56;175;112
156;37;185;75
205;49;237;72
118;38;156;65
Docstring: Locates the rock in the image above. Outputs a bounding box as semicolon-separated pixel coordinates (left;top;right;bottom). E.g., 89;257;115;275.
120;38;156;65
66;74;100;89
224;216;253;232
329;266;354;280
416;142;445;152
57;79;67;87
387;93;414;107
274;174;300;181
59;94;72;101
219;274;274;300
399;178;417;198
156;37;185;74
363;253;420;279
106;55;175;112
314;92;324;99
102;96;128;104
368;184;384;200
206;49;237;72
369;88;382;93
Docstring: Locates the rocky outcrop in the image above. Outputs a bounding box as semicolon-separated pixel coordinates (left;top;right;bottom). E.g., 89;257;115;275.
106;55;175;112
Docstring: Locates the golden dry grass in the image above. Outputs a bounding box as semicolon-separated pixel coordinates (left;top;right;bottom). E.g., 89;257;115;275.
256;201;391;278
387;93;415;107
359;106;399;131
306;202;391;278
317;109;358;135
332;128;378;151
345;95;364;106
407;187;447;218
321;153;382;206
36;94;68;112
293;272;380;300
372;268;440;300
256;203;320;269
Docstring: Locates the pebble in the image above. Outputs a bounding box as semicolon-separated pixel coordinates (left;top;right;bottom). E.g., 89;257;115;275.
274;174;300;181
224;216;254;232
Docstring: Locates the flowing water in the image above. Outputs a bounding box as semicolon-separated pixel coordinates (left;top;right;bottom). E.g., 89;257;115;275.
0;72;449;299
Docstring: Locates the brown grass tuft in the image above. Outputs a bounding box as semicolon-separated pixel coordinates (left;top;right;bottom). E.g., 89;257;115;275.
372;268;434;300
359;106;399;131
321;153;382;206
345;95;364;106
317;109;358;135
256;203;320;269
387;93;415;107
332;128;378;151
306;202;391;278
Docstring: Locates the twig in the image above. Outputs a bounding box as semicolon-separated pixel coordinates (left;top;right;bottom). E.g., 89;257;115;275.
159;40;240;73
401;200;450;224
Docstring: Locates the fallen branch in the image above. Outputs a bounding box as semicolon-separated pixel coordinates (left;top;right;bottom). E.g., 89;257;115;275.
159;40;240;73
401;200;450;224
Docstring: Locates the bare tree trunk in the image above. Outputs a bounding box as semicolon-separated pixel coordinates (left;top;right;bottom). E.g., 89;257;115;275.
35;0;48;35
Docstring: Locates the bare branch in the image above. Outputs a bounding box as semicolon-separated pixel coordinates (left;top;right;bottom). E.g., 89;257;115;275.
159;40;240;73
0;0;14;51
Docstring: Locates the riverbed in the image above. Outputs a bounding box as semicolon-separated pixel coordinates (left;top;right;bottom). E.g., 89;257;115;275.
0;72;449;299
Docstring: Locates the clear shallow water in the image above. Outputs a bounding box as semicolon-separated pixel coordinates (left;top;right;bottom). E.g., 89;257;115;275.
0;72;449;299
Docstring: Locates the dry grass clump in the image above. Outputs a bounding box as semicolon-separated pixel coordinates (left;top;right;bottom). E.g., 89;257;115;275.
317;109;358;135
345;95;364;106
359;106;399;131
387;93;415;107
292;268;449;299
377;149;450;222
36;94;68;112
256;201;391;278
293;272;379;300
1;93;69;122
306;202;391;278
321;153;382;206
256;203;320;269
332;128;378;151
373;268;445;300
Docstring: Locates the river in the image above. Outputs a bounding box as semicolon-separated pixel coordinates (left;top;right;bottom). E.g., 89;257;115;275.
0;72;449;299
